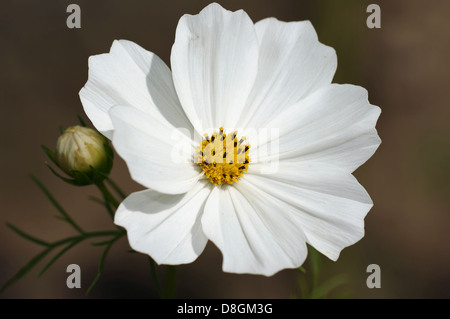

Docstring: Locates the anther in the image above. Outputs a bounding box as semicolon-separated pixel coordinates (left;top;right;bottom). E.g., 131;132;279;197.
196;127;250;186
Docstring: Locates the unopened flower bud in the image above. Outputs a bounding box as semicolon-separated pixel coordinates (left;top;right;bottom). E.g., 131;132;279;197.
56;126;113;183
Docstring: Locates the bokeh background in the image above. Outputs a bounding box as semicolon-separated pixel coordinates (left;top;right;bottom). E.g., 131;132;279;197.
1;0;449;299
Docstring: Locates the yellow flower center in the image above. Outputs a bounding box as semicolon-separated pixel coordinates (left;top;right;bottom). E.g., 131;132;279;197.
196;127;250;185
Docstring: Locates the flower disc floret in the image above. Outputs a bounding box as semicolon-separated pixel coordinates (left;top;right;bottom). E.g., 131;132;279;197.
196;127;250;185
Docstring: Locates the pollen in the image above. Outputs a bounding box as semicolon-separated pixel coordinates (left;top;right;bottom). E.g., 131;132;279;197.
196;127;250;185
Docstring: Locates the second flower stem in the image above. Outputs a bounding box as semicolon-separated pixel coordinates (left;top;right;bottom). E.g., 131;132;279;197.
149;257;163;298
165;265;177;299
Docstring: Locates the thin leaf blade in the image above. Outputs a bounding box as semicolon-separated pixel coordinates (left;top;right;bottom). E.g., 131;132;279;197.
29;174;84;234
39;239;83;277
6;223;50;247
1;248;52;293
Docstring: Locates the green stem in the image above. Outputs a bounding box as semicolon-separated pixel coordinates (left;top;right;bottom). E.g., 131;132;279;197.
149;257;162;298
96;180;119;210
164;265;177;299
309;248;321;291
105;177;127;200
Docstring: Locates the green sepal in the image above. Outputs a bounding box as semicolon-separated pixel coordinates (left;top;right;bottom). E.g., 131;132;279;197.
41;145;58;166
77;114;87;127
45;162;87;186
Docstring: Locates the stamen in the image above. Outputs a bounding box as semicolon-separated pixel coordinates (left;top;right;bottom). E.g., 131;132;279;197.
196;127;250;185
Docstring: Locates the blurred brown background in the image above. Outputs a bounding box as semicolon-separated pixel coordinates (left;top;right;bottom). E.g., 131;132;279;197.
1;0;449;299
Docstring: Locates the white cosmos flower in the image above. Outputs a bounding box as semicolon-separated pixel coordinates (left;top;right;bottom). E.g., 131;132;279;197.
79;3;381;276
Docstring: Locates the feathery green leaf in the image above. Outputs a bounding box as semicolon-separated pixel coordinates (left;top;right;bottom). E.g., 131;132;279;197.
6;223;50;247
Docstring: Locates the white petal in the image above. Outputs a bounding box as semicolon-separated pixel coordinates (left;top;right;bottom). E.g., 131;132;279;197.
115;181;211;265
246;161;373;260
110;106;202;194
80;40;193;139
239;18;337;129
202;185;308;276
253;84;381;173
171;3;259;132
